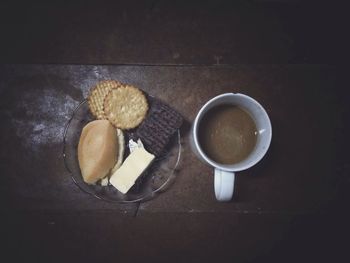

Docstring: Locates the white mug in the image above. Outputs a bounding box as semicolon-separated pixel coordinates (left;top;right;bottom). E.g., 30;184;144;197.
190;93;272;201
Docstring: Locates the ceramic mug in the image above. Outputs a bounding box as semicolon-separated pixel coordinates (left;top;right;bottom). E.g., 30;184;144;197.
190;93;272;201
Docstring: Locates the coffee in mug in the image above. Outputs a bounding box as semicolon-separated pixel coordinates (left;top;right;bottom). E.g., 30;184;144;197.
198;105;258;165
190;93;272;201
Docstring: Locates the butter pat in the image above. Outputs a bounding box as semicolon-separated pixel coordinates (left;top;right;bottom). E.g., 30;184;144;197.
110;147;155;194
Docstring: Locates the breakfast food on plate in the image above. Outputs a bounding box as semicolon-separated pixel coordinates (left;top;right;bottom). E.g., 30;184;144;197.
78;120;121;184
88;80;121;119
103;84;148;130
136;99;183;157
110;145;155;194
76;79;183;195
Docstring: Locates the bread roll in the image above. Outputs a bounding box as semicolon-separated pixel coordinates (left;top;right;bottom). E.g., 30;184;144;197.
78;120;118;184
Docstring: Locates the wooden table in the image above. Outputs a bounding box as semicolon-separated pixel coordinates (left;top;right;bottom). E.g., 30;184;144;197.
1;64;348;262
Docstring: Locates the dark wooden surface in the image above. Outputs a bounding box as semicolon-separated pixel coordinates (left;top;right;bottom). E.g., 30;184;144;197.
0;1;349;262
0;0;345;64
1;64;348;262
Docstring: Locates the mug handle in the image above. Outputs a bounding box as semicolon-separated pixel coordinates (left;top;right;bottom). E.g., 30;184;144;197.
214;169;235;201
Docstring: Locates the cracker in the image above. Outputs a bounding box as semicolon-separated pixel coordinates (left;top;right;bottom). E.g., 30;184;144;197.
103;85;148;129
88;80;121;119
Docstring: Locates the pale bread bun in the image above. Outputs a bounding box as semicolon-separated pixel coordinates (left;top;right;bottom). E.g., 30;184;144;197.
99;128;125;186
78;120;118;184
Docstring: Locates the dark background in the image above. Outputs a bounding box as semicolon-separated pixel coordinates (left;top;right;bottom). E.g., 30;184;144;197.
0;0;347;65
1;0;349;262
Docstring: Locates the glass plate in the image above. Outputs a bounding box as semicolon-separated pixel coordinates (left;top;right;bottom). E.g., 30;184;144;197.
63;99;181;203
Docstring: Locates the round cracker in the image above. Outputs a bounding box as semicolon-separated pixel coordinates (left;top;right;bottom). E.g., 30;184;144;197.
104;85;148;129
88;80;122;119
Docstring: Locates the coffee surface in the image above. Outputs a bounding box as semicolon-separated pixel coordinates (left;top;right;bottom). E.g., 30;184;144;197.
198;105;257;164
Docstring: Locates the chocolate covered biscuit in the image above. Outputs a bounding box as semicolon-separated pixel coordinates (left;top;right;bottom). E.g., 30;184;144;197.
136;99;183;157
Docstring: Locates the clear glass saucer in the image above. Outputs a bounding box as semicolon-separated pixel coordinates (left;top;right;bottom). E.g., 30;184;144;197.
63;99;181;203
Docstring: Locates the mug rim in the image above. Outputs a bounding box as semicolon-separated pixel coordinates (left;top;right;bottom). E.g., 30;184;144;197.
192;93;272;172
